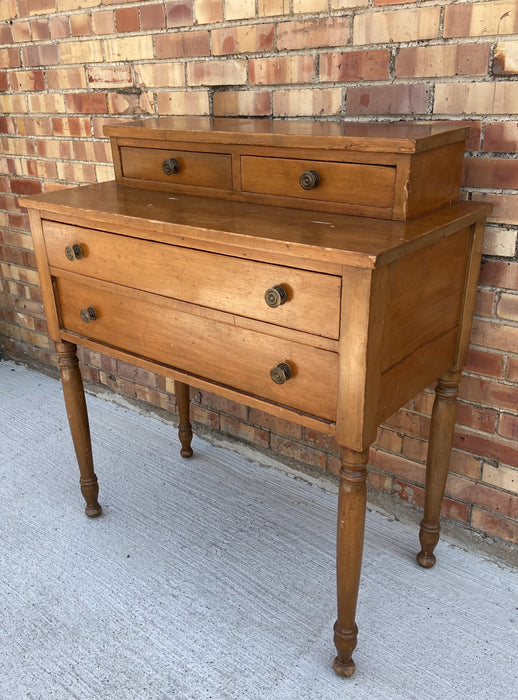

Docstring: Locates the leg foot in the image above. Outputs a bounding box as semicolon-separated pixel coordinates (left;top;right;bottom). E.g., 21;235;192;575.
175;380;193;458
333;623;358;676
57;341;102;517
417;371;461;568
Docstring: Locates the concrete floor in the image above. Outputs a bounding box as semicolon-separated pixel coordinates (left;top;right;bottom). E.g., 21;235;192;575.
1;359;517;700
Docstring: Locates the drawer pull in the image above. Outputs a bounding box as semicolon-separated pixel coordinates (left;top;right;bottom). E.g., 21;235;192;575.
270;362;292;385
162;158;181;176
65;244;83;261
299;169;320;190
80;306;98;323
264;285;288;308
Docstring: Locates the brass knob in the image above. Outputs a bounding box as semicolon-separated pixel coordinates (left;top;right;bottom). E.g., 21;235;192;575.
300;169;320;190
80;306;98;323
162;158;180;175
65;244;83;261
265;285;288;308
270;362;292;385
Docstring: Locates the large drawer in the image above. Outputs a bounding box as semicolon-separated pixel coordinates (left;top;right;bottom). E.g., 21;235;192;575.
55;275;339;421
241;156;396;208
43;221;341;340
120;146;232;191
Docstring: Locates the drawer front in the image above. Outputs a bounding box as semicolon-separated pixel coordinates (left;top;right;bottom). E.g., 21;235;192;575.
120;146;232;190
56;276;338;421
43;221;341;340
241;156;396;209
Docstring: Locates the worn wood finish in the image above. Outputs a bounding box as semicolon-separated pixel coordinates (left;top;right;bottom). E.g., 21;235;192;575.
24;119;491;678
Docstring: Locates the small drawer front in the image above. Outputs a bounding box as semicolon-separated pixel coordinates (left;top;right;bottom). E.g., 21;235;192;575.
43;221;341;339
241;156;396;209
120;146;232;190
56;276;338;421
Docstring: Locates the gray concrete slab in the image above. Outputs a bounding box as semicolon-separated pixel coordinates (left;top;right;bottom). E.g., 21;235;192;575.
1;360;516;699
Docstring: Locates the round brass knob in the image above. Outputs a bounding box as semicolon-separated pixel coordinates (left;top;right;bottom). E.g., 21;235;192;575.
299;169;320;190
270;362;292;385
162;158;180;176
265;285;288;308
65;244;83;261
80;306;98;323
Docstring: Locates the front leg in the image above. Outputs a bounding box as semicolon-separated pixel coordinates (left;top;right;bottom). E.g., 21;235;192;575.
333;447;369;677
417;370;461;568
175;380;193;458
56;341;102;517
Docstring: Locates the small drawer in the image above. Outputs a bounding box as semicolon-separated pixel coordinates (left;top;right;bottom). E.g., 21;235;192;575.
43;221;341;340
241;156;396;209
56;275;338;421
120;146;232;190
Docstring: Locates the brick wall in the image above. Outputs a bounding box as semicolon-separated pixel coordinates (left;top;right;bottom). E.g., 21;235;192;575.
1;0;517;546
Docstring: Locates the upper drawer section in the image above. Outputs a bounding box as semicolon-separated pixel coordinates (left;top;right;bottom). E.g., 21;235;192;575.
105;117;469;220
120;146;232;191
42;220;341;340
241;156;395;209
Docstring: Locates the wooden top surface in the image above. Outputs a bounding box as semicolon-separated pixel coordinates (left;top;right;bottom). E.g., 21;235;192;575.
24;182;490;269
103;117;470;154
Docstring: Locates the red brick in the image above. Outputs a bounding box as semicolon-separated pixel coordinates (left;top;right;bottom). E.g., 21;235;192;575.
70;12;92;36
0;23;13;43
212;24;274;55
49;15;70;38
213;89;271;117
10;70;45;91
471;508;518;544
434;82;518;116
92;9;115;34
17;116;52;136
401;435;427;463
471;318;518;355
187;59;246;86
65;93;108;114
370;447;425;484
396;44;490;78
354;6;440;44
463;157;518;189
499;413;518;441
367;469;393;493
249;55;316;84
247;409;300;438
376;425;403;453
393;478;469;522
52;116;92;137
453;426;518;469
87;65;132;88
346;84;429;116
383;409;431;439
0;72;8;91
455;401;498;434
497;293;518;322
99;370;136;398
17;0;56;17
494;41;518;75
155;31;210;58
0;48;20;69
21;43;59;67
483;122;518;152
507;356;518;382
10;178;42;195
140;3;165;30
450;450;482;480
444;1;518;38
270;433;326;469
166;1;193;27
474;288;495;317
464;348;504;379
116;7;139;32
190;404;220;430
221;415;270;449
460;374;517;413
320;50;390;82
277;17;350;50
11;20;30;43
273;87;341;117
446;474;517;518
195;0;223;23
30;18;51;40
479;260;518;291
192;390;249;420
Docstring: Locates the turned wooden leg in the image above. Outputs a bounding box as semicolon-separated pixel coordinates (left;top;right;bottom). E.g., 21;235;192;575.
333;447;369;677
417;370;461;568
56;341;102;518
175;380;193;458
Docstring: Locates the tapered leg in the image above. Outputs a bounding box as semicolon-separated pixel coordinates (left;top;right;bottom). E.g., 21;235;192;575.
56;341;102;518
175;380;193;458
333;447;369;677
417;370;461;568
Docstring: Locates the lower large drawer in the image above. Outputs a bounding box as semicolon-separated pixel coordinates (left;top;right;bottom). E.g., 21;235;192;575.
56;276;339;421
